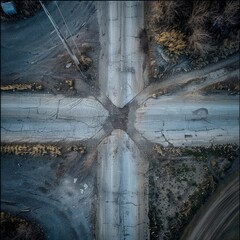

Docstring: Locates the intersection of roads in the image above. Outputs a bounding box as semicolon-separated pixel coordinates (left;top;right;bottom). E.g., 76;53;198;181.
1;1;239;239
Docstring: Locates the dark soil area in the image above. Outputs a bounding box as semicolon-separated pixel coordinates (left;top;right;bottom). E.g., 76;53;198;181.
201;75;240;95
1;140;96;239
1;211;45;240
0;42;99;98
0;142;88;181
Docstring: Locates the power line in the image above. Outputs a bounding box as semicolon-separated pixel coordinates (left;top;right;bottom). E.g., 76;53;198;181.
39;0;81;71
53;1;88;79
54;1;81;56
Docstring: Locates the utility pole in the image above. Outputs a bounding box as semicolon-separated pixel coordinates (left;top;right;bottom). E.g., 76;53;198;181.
39;0;81;71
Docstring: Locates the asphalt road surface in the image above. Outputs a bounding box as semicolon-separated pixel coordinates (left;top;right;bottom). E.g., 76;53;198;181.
97;1;148;108
97;130;147;240
1;93;108;142
135;95;239;147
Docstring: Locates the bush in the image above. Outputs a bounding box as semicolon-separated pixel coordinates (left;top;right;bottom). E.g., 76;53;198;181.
150;0;240;58
188;28;213;57
151;0;192;31
155;30;187;55
210;0;240;38
187;1;211;30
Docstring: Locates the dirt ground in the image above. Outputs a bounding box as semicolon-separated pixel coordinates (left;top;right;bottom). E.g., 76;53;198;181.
1;41;100;98
148;144;239;240
0;140;98;240
1;211;45;240
1;2;100;99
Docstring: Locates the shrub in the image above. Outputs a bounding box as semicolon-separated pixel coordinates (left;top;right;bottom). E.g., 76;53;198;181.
149;0;239;58
155;30;187;55
151;0;192;31
188;28;213;56
210;0;240;36
151;1;163;27
187;1;211;30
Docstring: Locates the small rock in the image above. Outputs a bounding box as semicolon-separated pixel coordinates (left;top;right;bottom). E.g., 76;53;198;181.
65;62;72;69
211;160;217;167
84;183;88;190
73;178;78;184
151;93;157;99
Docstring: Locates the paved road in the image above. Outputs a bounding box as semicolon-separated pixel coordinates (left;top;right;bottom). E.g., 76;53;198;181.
135;95;239;146
98;1;148;108
97;130;147;240
96;2;149;239
1;93;108;142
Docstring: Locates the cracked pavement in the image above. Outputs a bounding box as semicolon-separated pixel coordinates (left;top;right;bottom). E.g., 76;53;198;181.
1;94;108;142
135;95;239;147
97;130;146;240
1;1;239;240
97;1;148;108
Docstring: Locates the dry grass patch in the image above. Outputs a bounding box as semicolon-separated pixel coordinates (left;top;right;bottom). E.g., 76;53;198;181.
1;83;43;91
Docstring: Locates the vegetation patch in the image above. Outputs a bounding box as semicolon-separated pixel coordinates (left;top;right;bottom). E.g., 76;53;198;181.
201;76;240;95
62;53;93;72
146;0;240;78
155;30;187;56
182;144;238;162
1;83;43;92
148;143;239;239
79;54;93;71
54;79;75;93
0;143;86;157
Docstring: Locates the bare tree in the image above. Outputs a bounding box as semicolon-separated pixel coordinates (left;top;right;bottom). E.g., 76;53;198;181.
188;28;212;56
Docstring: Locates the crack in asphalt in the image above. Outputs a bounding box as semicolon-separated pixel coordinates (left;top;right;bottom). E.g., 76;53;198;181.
161;131;173;147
